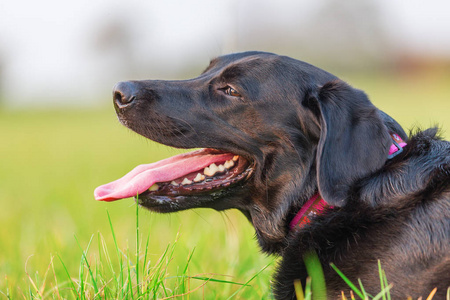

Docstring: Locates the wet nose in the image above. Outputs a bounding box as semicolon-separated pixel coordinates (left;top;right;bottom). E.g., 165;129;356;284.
113;81;138;106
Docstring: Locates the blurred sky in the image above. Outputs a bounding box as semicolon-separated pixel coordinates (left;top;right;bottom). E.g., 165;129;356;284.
0;0;450;107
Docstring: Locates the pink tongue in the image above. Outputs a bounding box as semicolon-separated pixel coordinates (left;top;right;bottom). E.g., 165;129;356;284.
94;150;234;201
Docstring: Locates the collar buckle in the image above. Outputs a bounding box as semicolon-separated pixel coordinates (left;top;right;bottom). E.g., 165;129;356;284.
387;133;406;159
387;138;404;159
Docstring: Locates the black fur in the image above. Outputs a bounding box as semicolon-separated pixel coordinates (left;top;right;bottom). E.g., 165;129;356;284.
112;51;450;299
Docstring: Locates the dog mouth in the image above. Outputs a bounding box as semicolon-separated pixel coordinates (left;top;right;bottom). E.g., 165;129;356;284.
94;148;253;202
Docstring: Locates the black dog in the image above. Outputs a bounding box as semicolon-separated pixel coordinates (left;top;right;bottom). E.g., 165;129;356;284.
95;51;450;299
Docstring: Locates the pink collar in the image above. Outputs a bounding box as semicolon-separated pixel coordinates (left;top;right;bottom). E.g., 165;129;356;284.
388;133;407;158
289;133;407;231
289;194;328;230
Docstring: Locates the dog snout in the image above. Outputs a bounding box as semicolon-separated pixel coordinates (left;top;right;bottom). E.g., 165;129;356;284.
113;81;138;107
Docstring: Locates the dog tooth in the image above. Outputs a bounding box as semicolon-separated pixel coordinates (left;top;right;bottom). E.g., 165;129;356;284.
204;166;211;176
218;164;225;172
204;168;214;176
148;183;159;191
171;181;178;186
193;173;205;182
181;178;192;185
224;160;234;169
205;163;219;176
232;155;239;161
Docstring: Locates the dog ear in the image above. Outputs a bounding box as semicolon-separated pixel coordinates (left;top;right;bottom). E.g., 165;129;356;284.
304;80;392;206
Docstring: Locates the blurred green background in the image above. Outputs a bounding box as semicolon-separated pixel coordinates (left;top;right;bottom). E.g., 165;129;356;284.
0;0;449;298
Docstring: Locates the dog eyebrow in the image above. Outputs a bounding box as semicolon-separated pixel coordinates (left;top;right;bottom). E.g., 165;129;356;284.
221;65;245;82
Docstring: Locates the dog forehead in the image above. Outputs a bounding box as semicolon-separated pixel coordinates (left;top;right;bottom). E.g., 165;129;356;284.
215;51;276;64
206;52;330;83
204;51;279;74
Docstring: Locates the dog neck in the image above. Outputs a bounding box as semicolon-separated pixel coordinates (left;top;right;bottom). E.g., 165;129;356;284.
289;133;407;231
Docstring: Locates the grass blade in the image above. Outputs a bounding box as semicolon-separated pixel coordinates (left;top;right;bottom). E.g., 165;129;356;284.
378;260;387;300
225;260;273;299
135;202;141;298
57;254;80;298
383;269;390;300
142;228;151;280
74;234;99;294
426;287;437;300
303;250;327;300
180;248;196;294
190;275;247;286
107;209;124;298
330;263;364;299
294;279;305;300
304;277;312;300
358;278;368;300
152;243;171;297
372;284;392;300
24;255;41;298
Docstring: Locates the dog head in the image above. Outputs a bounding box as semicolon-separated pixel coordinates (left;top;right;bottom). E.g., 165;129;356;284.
95;52;405;253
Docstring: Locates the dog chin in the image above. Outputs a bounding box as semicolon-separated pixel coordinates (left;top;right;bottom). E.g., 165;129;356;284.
136;182;252;213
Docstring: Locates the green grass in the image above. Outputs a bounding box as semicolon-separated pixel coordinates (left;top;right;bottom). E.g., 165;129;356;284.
0;72;448;298
22;206;269;299
0;109;274;298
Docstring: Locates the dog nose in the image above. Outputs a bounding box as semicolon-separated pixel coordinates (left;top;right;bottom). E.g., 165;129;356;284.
113;81;137;106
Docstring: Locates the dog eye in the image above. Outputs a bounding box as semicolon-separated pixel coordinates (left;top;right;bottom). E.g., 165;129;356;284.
223;86;241;97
